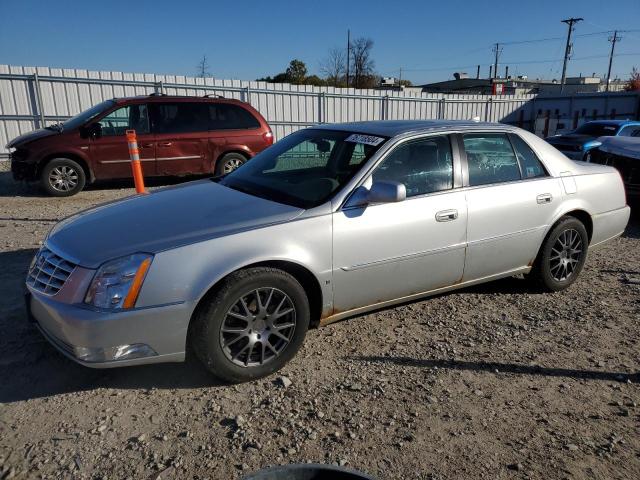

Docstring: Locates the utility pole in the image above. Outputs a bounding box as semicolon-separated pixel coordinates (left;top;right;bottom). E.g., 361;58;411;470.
346;29;350;88
399;67;402;86
606;30;621;92
492;43;502;79
560;17;583;93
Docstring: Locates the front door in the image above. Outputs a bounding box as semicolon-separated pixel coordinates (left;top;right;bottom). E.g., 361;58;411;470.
90;103;155;180
332;134;467;313
150;102;209;176
461;132;563;280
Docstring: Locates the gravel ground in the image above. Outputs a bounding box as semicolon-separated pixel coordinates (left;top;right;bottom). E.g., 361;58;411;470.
0;173;639;480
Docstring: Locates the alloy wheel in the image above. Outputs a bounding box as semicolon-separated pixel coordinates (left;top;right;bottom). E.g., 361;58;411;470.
220;288;296;367
222;158;243;174
549;228;583;281
49;165;79;192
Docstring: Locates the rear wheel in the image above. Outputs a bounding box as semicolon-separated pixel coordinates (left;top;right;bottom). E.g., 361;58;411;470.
40;158;86;197
529;216;589;292
191;267;310;383
215;152;247;176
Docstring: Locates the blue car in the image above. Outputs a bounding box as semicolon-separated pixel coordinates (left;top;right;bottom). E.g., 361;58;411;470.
545;120;640;161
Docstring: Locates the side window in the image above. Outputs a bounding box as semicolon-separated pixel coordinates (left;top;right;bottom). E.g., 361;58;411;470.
509;134;548;179
210;104;260;130
152;103;209;134
463;133;521;186
372;135;453;197
619;126;640;137
98;104;149;136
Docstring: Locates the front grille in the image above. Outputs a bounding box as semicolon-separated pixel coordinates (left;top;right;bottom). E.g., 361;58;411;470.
27;247;76;295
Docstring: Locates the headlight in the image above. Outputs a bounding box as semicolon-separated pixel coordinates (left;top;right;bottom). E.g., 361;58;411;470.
85;253;153;309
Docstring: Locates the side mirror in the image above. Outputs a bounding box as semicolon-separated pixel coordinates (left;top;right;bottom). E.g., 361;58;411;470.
80;122;102;139
345;181;406;208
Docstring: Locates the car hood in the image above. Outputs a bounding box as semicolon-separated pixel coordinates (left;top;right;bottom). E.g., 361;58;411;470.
46;180;304;269
6;128;60;148
598;136;640;160
545;134;593;146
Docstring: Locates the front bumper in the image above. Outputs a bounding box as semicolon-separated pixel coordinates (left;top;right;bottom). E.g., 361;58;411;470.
10;150;38;181
27;288;191;368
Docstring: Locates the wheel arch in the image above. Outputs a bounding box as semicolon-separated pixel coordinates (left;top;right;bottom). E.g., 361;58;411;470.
39;152;94;183
190;259;324;330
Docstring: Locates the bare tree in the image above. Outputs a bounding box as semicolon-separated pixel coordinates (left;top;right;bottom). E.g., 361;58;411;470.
350;37;375;88
196;55;212;78
320;47;346;87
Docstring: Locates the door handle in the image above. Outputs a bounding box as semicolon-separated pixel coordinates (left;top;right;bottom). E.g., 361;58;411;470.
140;143;153;148
159;142;173;147
435;209;458;222
536;193;553;204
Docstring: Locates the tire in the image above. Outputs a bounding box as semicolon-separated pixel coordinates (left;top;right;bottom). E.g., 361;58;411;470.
40;158;86;197
215;152;247;176
529;216;589;292
191;267;310;383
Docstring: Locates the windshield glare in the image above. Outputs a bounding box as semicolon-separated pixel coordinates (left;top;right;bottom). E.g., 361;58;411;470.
61;100;115;130
220;129;387;208
573;123;619;137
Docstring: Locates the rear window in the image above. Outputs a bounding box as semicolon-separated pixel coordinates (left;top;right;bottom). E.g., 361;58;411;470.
573;123;619;136
210;104;260;130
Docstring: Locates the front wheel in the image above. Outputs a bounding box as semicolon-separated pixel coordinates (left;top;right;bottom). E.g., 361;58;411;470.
191;267;310;383
529;216;589;292
40;158;86;197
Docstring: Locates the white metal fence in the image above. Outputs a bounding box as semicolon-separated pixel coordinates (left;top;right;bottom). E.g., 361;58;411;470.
1;64;639;161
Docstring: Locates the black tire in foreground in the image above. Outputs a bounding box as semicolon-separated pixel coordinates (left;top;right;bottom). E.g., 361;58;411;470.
529;216;589;292
191;267;310;383
215;152;247;176
40;158;86;197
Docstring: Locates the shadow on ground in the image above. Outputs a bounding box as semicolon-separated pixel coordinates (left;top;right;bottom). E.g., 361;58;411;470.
354;355;639;383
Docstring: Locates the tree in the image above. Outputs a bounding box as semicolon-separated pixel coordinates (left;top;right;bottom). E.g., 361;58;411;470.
285;59;308;84
624;67;640;91
196;55;211;78
350;37;375;89
320;47;346;87
398;79;413;87
304;75;327;86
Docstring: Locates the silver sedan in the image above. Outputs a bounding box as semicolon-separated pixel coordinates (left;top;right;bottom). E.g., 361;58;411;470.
26;120;630;382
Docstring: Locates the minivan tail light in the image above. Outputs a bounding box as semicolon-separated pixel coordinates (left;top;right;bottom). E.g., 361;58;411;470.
263;130;274;145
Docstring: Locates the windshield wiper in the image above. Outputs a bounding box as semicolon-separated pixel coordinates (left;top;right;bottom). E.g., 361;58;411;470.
45;122;64;132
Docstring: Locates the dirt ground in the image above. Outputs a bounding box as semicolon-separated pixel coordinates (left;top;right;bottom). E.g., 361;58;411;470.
0;172;639;480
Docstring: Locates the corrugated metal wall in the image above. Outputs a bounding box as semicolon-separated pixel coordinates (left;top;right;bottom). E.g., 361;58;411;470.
1;64;639;159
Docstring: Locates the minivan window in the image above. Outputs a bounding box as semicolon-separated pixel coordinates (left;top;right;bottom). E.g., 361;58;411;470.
221;129;387;208
463;133;521;186
210;104;260;130
152;103;209;134
61;100;115;130
509;134;547;179
98;104;149;136
372;135;453;197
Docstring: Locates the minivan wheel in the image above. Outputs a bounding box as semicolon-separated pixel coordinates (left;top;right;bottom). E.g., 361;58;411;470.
191;267;310;383
41;158;86;197
529;216;589;292
215;153;247;175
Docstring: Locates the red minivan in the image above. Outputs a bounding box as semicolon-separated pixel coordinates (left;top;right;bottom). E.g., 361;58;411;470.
7;95;274;196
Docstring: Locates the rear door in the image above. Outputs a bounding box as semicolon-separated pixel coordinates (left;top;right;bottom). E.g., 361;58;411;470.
460;132;562;280
150;102;209;176
90;103;155;179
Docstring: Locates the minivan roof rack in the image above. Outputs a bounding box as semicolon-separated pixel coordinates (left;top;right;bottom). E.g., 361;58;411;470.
203;94;224;98
148;92;167;96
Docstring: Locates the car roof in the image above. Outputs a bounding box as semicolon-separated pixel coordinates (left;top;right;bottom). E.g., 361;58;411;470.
113;95;245;105
313;120;513;137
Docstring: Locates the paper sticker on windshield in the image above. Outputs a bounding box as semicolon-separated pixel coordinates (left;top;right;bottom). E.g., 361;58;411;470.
345;134;385;146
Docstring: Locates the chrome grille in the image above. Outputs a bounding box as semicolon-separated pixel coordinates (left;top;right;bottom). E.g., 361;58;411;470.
27;247;76;295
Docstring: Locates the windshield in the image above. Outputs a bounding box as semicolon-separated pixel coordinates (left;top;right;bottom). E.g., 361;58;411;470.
573;123;620;137
220;129;387;208
60;100;116;130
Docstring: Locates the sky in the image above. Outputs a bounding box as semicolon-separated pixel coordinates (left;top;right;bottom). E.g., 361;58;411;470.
1;0;639;85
